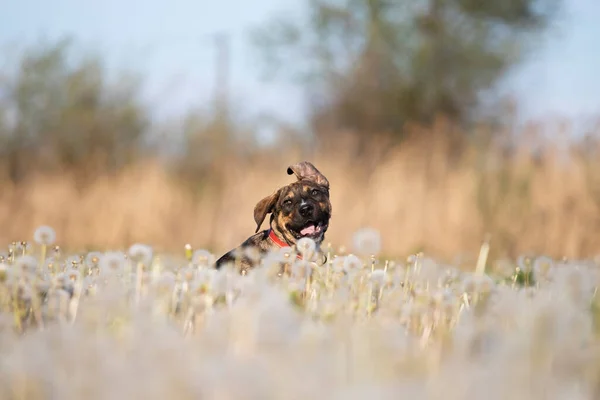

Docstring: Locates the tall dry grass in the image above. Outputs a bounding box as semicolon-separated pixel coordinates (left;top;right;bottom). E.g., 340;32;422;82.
2;118;600;262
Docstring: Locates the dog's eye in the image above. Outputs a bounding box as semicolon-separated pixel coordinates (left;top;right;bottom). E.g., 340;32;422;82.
283;199;292;206
311;189;319;196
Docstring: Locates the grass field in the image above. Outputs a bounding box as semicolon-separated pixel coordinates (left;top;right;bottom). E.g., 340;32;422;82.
0;225;599;400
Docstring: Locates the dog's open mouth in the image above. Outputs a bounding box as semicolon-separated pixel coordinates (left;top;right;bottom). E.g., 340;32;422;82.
292;221;328;239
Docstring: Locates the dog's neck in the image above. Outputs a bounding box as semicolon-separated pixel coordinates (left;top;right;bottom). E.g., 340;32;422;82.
268;224;323;249
266;227;327;265
267;229;289;248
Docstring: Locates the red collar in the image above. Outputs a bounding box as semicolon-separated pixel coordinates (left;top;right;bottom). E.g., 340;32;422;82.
268;229;303;260
268;229;289;248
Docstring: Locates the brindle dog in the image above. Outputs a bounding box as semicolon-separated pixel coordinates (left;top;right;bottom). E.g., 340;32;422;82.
214;161;332;273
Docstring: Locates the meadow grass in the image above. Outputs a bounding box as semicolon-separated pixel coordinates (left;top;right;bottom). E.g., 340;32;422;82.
3;118;600;262
1;225;600;400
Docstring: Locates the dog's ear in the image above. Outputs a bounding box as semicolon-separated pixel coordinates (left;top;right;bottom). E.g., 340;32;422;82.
253;190;280;233
287;161;329;189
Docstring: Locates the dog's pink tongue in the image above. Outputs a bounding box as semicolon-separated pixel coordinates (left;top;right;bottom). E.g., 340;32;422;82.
300;225;316;235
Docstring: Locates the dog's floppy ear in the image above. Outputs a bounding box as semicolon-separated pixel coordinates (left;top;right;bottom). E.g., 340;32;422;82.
253;190;280;233
287;161;329;189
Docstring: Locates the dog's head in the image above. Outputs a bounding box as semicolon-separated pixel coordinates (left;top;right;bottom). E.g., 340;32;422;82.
253;161;332;245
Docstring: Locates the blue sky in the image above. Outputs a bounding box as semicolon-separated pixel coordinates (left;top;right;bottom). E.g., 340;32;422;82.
2;0;600;135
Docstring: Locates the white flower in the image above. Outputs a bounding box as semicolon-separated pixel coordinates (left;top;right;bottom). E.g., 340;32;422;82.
516;255;534;272
85;252;103;266
352;228;382;255
181;266;196;282
533;256;554;280
156;272;176;292
128;243;153;265
433;288;455;305
292;260;312;278
296;237;316;257
192;249;215;268
33;225;57;246
210;269;229;296
35;280;50;294
99;251;126;275
66;268;80;282
476;274;496;292
243;247;262;263
370;269;387;286
278;246;296;258
14;255;38;274
66;255;81;268
343;254;363;272
332;256;345;273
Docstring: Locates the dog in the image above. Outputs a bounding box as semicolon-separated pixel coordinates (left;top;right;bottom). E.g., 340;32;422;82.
214;161;332;273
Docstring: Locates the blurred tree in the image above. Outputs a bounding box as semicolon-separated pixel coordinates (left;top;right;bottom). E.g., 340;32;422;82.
0;38;149;183
251;0;561;145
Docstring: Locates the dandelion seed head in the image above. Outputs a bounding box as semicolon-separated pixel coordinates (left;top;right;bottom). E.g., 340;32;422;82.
35;280;50;294
533;256;554;280
343;254;362;272
20;284;33;301
277;246;295;259
85;251;103;266
516;254;534;273
261;254;286;278
99;251;126;275
33;225;57;246
473;274;495;293
14;255;38;275
156;272;176;292
192;249;215;268
128;243;153;266
461;275;477;294
210;270;229;296
370;269;387;286
291;260;312;279
181;266;196;282
243;246;262;263
332;256;345;273
296;237;316;257
66;255;81;269
352;227;382;256
66;268;80;282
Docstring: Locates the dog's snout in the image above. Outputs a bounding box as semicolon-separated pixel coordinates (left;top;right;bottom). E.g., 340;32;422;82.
299;203;314;217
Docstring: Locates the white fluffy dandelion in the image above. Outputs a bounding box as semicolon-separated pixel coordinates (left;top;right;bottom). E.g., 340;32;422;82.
352;227;382;256
296;237;316;258
66;268;81;282
128;243;153;266
369;269;387;286
292;260;312;279
14;255;38;275
99;251;126;275
533;256;554;281
192;249;215;268
332;256;345;273
33;225;57;246
85;251;103;266
156;271;176;292
343;254;363;272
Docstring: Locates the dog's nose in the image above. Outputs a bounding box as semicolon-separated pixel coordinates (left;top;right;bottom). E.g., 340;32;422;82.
299;203;314;217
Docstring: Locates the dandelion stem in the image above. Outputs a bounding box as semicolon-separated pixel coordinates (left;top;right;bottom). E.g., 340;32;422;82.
39;244;47;274
135;262;143;305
